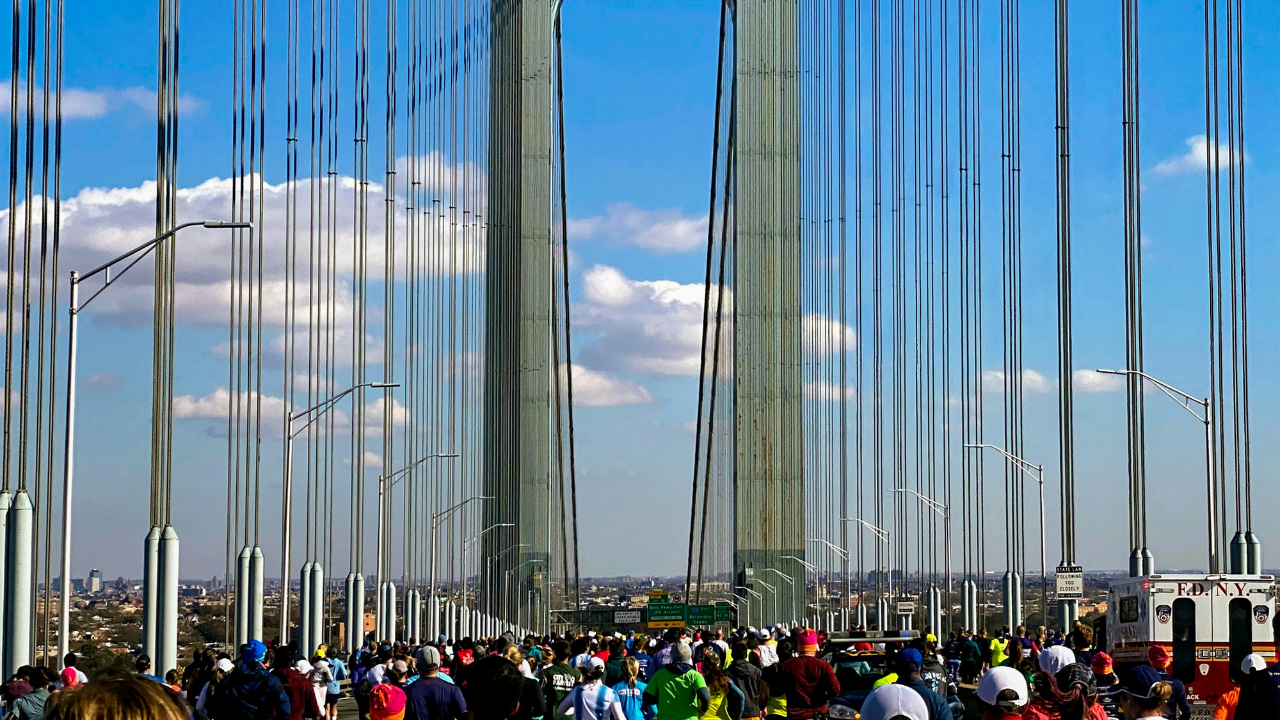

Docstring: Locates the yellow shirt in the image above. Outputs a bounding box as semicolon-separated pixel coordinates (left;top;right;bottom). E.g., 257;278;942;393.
989;638;1009;666
700;690;732;720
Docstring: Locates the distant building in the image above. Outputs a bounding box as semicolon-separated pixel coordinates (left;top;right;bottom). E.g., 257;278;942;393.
181;586;206;598
71;579;85;593
87;569;103;593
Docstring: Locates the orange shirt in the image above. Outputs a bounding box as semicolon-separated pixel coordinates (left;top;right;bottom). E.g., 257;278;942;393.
1212;687;1239;720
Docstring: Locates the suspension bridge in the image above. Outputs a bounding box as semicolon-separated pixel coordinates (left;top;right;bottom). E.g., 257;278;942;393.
0;0;1266;682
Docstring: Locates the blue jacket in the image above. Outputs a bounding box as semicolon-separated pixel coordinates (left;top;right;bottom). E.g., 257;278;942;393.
1156;670;1192;720
211;662;292;720
898;675;954;720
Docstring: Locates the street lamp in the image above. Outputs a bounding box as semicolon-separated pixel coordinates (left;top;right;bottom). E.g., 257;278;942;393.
763;568;795;624
755;579;777;625
59;219;250;661
377;453;459;642
486;543;530;628
504;559;544;633
894;488;952;634
804;539;849;618
844;518;892;627
965;443;1046;627
734;585;762;628
1096;368;1224;573
428;496;493;637
462;523;514;610
281;381;398;642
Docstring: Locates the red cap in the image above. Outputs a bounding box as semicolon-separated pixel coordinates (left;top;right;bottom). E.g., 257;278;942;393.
1091;652;1114;675
371;683;407;720
1148;645;1171;670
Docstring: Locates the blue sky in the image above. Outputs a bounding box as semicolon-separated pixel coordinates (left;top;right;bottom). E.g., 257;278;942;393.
38;0;1280;581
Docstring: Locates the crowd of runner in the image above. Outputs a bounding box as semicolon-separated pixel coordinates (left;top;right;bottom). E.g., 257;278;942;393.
3;620;1279;719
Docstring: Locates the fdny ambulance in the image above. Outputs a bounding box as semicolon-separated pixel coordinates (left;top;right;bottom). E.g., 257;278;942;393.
1106;574;1277;706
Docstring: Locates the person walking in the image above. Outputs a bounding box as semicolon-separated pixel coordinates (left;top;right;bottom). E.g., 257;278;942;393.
209;640;292;720
272;647;322;720
892;649;953;720
726;641;762;720
1114;666;1173;720
1090;652;1121;719
989;628;1011;670
542;641;581;720
1023;664;1107;720
557;658;627;720
759;641;791;720
974;667;1029;720
776;630;839;720
1145;646;1191;720
698;656;744;720
461;657;525;720
6;667;53;720
644;643;710;720
1232;653;1280;718
858;685;930;720
405;647;467;720
612;657;653;720
194;658;234;718
959;631;984;684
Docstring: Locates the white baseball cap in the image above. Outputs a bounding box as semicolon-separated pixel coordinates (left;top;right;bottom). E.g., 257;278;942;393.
977;666;1030;708
1243;654;1267;674
215;658;234;673
587;657;606;671
1038;646;1076;675
859;684;929;720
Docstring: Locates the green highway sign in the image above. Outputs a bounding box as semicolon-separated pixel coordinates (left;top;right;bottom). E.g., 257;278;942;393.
714;602;731;623
687;604;716;626
646;601;687;629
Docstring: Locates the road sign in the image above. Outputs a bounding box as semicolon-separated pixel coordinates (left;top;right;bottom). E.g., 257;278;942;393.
714;602;731;623
1056;565;1084;599
647;601;686;629
897;602;916;615
648;589;670;601
614;610;642;624
687;604;716;626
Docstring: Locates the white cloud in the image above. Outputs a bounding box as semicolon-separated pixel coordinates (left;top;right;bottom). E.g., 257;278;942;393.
561;364;653;407
1153;134;1241;177
569;203;707;254
802;314;856;356
575;264;712;377
5;159;481;330
981;369;1052;394
0;82;202;120
1072;369;1125;393
84;372;125;390
804;381;856;402
173;386;407;437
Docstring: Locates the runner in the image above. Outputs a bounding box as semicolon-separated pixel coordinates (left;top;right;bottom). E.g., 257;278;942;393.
1113;666;1173;720
612;657;653;720
644;643;711;720
892;648;953;720
974;666;1029;720
776;630;839;720
858;684;929;720
405;647;467;720
698;654;745;720
558;658;627;720
1146;646;1191;720
726;641;763;719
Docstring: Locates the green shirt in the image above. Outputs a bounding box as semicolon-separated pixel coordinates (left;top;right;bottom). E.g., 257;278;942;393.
542;663;580;720
646;667;707;720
